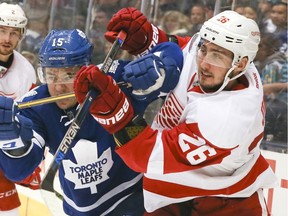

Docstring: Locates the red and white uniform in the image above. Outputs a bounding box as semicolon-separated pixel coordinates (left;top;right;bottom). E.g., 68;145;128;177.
116;36;278;213
0;50;36;99
0;50;36;212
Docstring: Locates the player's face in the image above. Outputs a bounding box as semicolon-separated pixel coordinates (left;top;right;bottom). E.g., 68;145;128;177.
0;26;21;58
46;67;79;110
197;40;234;92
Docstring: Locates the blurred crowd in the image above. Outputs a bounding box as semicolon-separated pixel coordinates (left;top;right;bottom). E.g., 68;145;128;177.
3;0;288;150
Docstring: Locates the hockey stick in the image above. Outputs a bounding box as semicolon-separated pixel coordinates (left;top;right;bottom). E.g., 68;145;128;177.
40;30;127;215
17;83;130;110
17;92;75;109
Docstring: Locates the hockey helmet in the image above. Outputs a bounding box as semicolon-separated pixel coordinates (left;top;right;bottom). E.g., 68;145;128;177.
39;29;93;68
38;29;93;84
199;10;260;70
0;3;27;36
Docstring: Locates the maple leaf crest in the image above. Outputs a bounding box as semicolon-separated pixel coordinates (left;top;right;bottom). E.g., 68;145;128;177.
62;139;113;194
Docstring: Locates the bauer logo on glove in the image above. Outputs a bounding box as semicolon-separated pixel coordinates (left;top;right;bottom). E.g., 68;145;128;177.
93;96;131;126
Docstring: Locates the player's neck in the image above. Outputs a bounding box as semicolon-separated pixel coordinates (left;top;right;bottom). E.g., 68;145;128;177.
0;53;14;64
0;53;13;67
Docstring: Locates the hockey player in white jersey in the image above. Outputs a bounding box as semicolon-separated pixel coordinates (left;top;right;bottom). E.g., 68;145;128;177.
0;27;183;215
0;3;37;99
0;3;38;216
75;9;278;216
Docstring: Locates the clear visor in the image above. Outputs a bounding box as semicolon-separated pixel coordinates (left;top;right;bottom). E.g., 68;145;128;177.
196;39;234;70
37;66;80;84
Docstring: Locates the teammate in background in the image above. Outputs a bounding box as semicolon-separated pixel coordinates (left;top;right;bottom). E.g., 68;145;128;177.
76;8;278;215
0;28;183;215
0;3;38;216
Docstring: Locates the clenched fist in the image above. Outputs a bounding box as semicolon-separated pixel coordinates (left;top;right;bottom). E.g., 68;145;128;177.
105;7;168;56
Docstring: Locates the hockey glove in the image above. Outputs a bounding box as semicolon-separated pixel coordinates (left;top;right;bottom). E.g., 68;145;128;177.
74;65;134;134
105;7;168;56
123;44;182;101
16;166;41;190
0;96;33;151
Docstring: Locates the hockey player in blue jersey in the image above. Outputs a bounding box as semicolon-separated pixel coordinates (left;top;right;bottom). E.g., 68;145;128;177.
0;28;183;215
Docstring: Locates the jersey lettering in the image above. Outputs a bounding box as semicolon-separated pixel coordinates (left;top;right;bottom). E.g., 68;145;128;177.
179;133;217;165
63;140;114;194
187;145;217;164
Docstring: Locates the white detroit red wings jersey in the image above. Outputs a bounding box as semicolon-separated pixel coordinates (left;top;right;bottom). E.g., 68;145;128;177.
116;35;278;212
0;50;36;100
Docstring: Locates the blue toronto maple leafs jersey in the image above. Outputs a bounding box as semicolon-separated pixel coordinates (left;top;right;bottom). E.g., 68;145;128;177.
0;42;183;215
11;67;145;216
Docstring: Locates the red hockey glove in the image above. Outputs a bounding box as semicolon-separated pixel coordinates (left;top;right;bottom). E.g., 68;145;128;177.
16;166;41;190
74;65;134;134
105;7;168;56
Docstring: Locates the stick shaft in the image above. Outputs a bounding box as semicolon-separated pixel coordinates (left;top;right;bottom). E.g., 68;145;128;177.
18;80;130;110
17;93;75;109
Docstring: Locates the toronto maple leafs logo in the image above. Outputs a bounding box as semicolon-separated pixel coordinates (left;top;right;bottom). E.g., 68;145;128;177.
62;139;113;194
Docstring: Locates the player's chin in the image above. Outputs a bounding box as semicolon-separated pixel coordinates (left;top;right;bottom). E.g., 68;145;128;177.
199;79;213;89
56;98;77;110
200;82;222;93
0;46;13;54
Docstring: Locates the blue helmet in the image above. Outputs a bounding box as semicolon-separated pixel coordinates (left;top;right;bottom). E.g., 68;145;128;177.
39;29;93;68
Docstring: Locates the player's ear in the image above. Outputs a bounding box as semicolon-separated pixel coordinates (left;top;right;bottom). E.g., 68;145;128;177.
236;57;248;71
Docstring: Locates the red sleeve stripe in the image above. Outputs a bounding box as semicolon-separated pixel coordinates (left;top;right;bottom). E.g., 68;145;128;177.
144;155;270;198
281;179;288;189
248;132;264;152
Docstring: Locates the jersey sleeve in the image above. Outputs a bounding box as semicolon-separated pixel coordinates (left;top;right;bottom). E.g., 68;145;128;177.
0;87;47;182
116;86;264;174
115;122;232;174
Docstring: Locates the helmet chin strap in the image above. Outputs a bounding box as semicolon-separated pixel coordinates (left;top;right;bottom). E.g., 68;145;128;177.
200;65;246;95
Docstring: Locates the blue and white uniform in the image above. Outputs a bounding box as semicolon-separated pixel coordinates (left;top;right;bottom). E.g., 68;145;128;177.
1;62;145;215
